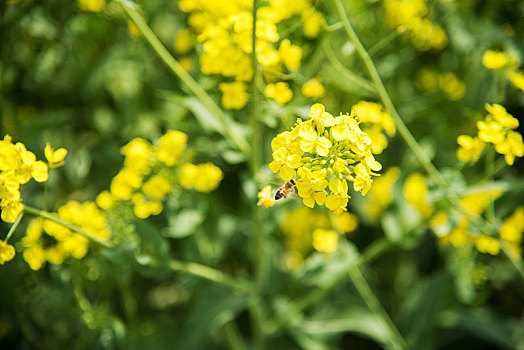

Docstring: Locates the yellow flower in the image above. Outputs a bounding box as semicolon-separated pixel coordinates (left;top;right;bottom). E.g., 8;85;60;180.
332;212;358;233
474;235;500;255
265;82;293;105
0;241;15;264
312;228;338;253
156;130;187;166
179;163;223;193
300;130;332;157
456;135;485;162
142;174;172;200
31;161;49;183
499;206;524;258
219;81;248;110
44;143;67;168
482;50;519;70
295;167;327;208
174;29;194;54
438;72;465;101
121;137;151;173
326;177;349;214
23;245;45;270
257;185;275;208
507;70;524;91
269;147;302;181
301;8;324;38
363;167;400;220
96;190;115;210
301;77;325;98
279;39;302;71
494;131;524;166
132;193;163;219
78;0;105;12
403;173;434;218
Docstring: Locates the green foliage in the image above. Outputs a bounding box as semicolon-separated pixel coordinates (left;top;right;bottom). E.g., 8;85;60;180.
1;0;523;349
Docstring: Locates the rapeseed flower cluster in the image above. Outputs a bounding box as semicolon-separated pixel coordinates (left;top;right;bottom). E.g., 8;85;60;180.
22;201;110;270
268;104;382;214
416;69;466;101
457;104;523;165
178;0;325;109
281;207;358;270
383;0;447;51
482;50;524;92
97;130;223;219
0;135;67;224
78;0;105;12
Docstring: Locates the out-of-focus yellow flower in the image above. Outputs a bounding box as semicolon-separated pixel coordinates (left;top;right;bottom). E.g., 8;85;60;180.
257;185;275;208
499;206;524;258
156;130;187;166
332;212;358;233
363;167;400;220
312;228;338;253
301;7;324;38
403;173;434;218
78;0;105;12
219;81;248;110
265;82;293;105
96;190;115;210
179;163;223;193
44;143;67;168
0;241;15;264
178;57;193;73
142;174;172;200
279;39;302;71
174;29;194;54
482;50;519;70
438;72;465;101
507;70;524;92
132;193;163;219
474;235;500;255
301;77;325;98
460;189;502;217
416;68;439;91
456;135;485;162
21;201;109;270
128;21;142;39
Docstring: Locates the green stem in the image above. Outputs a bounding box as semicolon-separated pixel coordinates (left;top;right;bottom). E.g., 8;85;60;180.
500;243;524;283
347;265;409;350
22;205;111;247
333;0;447;190
322;38;376;94
223;320;247;350
249;2;268;349
368;30;400;57
4;212;23;243
168;259;252;293
116;0;250;154
266;238;394;334
485;147;496;226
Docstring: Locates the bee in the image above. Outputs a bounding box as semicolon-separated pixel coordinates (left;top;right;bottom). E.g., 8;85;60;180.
275;179;296;200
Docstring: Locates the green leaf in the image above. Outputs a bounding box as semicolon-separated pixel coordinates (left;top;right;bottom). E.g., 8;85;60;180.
165;210;204;238
399;273;448;350
175;285;248;350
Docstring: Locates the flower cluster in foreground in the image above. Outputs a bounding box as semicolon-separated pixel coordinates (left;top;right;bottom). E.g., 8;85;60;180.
97;130;223;219
268;104;383;214
0;136;59;223
457;104;523;165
